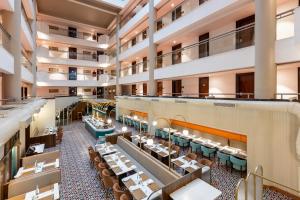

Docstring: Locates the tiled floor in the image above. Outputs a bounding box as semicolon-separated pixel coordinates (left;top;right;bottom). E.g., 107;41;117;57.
46;120;294;200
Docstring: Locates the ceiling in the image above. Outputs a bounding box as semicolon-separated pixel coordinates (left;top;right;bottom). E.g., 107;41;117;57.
36;0;122;28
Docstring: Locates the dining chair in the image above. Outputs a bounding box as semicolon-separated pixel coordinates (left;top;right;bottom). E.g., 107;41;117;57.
198;158;213;184
118;116;123;123
230;155;247;176
159;140;165;145
161;130;169;140
190;141;202;154
155;128;162;138
164;141;170;148
88;149;97;167
201;146;217;159
120;194;131;200
217;151;231;169
113;183;132;200
142;123;148;132
171;144;180;158
94;156;101;170
102;169;119;197
177;137;189;148
186;152;197;160
171;135;178;145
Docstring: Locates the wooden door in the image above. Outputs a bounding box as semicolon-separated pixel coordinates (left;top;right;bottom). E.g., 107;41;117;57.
199;33;209;58
172;44;182;65
172;80;182;97
236;72;254;98
199;77;209;98
157;51;163;68
131;61;137;75
143;83;147;96
132;85;136;95
157;82;163;96
69;47;77;59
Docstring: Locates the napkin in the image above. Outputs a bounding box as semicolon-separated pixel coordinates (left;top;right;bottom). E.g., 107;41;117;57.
125;160;131;163
144;179;154;185
130;165;136;169
129;185;140;191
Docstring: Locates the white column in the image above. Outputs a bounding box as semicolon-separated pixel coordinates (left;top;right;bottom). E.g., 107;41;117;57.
254;0;276;99
148;0;157;96
31;0;37;97
115;15;121;96
2;0;22;100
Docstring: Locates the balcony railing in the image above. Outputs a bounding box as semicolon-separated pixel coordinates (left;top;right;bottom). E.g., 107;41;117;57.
21;53;32;72
120;0;147;28
121;27;149;53
38;71;116;82
155;8;295;69
48;49;99;62
156;0;208;31
0;23;11;46
49;26;98;42
120;60;148;77
21;3;32;33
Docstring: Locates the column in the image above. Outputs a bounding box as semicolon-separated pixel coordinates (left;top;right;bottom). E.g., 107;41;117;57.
148;0;157;96
254;0;277;99
31;0;37;97
115;14;122;96
2;0;22;100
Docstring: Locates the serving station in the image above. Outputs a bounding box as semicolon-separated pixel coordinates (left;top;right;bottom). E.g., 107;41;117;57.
84;116;115;138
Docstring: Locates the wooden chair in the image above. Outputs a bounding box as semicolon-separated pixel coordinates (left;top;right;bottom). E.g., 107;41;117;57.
120;194;131;200
159;140;165;145
88;149;97;167
102;169;119;197
56;131;63;144
198;158;213;184
171;144;180;158
94;156;101;170
113;183;132;200
164;141;170;148
186;152;197;160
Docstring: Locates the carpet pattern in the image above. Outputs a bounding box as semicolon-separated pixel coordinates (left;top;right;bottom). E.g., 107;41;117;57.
45;121;294;200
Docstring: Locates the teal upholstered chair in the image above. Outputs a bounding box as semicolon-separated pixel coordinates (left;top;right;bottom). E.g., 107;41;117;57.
155;128;162;138
118;116;123;123
161;130;169;140
171;135;178;145
127;118;133;127
230;155;247;176
141;123;148;132
201;146;217;159
190;141;202;154
217;151;231;168
177;137;189;148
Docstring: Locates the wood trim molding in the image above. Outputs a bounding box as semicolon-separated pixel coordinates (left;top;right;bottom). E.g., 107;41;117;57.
170;119;247;143
129;110;148;118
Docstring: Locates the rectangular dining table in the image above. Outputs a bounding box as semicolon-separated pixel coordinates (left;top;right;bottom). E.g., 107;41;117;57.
171;155;204;173
103;152;137;176
95;142;118;156
170;178;221;200
122;171;160;200
8;183;60;200
14;159;60;179
144;143;176;158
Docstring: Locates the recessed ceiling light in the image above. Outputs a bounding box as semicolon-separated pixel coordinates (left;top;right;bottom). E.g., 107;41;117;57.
136;57;139;60
173;40;176;44
171;3;174;7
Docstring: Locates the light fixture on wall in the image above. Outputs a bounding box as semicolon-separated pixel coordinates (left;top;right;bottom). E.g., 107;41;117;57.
107;118;112;124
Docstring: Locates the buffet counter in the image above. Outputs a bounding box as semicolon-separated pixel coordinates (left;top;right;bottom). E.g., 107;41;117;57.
84;117;115;138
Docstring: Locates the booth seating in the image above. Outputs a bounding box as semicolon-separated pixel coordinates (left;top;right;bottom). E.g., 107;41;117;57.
177;137;189;147
116;137;180;185
105;130;132;144
22;150;60;168
5;169;61;199
155;128;162;138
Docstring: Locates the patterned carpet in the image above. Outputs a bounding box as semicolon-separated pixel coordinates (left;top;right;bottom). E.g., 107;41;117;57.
45;121;294;200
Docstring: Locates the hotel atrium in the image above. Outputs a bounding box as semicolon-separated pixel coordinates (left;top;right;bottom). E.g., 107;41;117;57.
0;0;300;199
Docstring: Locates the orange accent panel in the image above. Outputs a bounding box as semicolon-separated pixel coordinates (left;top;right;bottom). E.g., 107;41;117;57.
170;119;247;143
130;110;148;118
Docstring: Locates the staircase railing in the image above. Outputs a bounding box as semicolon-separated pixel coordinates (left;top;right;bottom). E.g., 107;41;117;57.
235;165;300;199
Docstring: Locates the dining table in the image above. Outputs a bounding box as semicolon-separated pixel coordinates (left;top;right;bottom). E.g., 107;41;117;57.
174;132;198;140
8;183;60;200
14;159;60;179
170;178;222;200
122;171;160;200
103;152;137;176
95;142;118;157
162;128;177;134
219;145;247;160
144;143;176;158
171;155;204;174
193;137;221;148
